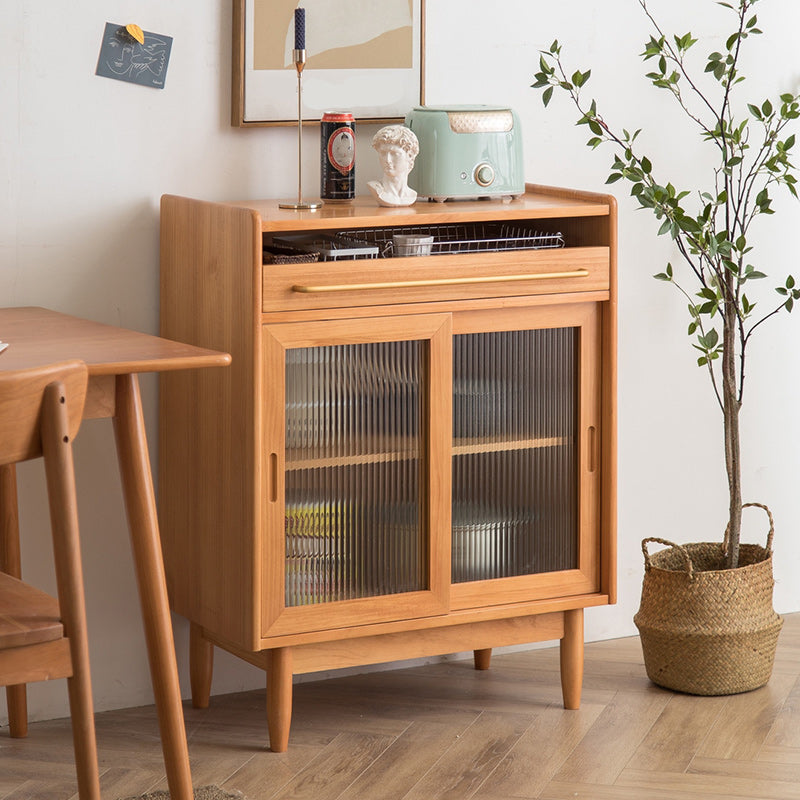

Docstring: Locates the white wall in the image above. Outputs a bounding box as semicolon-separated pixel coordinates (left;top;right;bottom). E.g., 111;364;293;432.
2;0;800;724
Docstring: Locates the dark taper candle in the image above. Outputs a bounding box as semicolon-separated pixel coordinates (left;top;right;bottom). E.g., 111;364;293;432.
294;8;305;50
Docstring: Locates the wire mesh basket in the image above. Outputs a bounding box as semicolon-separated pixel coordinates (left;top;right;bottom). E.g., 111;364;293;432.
271;233;380;260
338;222;566;258
270;223;565;262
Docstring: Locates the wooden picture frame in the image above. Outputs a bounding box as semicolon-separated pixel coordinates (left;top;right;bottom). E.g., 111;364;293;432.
232;0;426;127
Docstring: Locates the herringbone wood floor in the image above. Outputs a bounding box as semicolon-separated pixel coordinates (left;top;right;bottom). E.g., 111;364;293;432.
3;613;800;799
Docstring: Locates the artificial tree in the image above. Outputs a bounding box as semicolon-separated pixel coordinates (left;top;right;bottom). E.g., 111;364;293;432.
533;0;800;568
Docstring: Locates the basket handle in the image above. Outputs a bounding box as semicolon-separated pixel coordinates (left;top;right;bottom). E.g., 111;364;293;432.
641;537;694;578
723;502;774;554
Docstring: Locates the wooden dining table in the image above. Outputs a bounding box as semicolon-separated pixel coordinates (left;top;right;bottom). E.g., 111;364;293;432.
0;306;231;800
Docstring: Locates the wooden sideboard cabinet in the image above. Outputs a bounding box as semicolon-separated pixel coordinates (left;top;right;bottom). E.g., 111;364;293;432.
159;185;617;752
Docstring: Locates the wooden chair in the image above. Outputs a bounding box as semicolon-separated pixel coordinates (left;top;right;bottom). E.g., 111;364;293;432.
0;360;101;799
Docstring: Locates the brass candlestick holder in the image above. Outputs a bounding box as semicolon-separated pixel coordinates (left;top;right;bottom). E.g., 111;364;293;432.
280;48;321;210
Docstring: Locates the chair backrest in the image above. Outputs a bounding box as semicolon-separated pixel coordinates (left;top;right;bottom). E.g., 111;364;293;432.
0;361;88;466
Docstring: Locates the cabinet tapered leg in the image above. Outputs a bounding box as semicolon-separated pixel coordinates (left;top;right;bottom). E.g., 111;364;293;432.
266;648;293;753
560;608;584;709
190;623;213;709
473;648;492;670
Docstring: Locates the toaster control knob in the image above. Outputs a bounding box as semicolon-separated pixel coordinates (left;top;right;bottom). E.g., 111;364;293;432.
475;163;495;187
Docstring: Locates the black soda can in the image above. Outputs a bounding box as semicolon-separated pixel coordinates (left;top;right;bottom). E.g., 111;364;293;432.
320;111;355;203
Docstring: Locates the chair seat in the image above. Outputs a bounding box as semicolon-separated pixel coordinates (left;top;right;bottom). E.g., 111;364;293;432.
0;572;63;650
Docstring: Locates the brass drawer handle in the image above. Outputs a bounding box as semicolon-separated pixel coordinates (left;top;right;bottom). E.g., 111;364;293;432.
292;269;590;294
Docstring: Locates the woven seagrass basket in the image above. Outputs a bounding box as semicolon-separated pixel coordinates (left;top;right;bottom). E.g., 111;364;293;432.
634;503;783;696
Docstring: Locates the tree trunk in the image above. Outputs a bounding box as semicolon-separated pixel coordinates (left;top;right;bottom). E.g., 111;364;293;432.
722;307;742;569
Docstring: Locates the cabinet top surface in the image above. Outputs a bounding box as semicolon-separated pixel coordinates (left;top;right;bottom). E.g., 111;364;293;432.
211;184;613;233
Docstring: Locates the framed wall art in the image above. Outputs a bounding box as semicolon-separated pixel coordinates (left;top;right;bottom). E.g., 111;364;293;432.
232;0;425;126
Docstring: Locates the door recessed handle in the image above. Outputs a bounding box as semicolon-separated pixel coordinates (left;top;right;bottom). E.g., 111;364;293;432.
269;452;278;502
588;427;597;473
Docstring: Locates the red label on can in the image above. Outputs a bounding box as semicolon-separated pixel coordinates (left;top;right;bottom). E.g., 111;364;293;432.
327;127;355;174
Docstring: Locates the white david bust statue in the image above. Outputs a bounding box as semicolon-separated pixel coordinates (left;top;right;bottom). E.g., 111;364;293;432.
368;125;420;207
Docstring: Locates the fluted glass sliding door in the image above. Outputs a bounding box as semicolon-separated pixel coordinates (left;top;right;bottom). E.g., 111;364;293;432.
261;314;450;638
452;328;578;582
450;304;601;609
284;340;426;605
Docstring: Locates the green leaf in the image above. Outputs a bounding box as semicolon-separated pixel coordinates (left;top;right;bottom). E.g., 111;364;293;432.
571;69;591;88
543;86;554;107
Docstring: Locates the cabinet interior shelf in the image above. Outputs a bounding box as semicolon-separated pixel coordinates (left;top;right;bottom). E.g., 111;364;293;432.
285;436;570;471
452;435;569;456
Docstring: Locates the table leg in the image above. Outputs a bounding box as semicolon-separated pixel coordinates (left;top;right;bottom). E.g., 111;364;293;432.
1;464;28;738
112;374;193;800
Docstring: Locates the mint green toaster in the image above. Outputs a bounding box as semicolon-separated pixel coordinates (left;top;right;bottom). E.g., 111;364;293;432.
404;105;525;202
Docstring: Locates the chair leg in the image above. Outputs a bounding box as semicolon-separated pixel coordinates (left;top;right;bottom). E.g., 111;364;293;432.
1;464;28;738
5;686;28;738
66;669;101;800
42;382;101;799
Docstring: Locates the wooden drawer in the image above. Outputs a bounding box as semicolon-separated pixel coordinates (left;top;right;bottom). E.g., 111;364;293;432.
262;246;610;312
